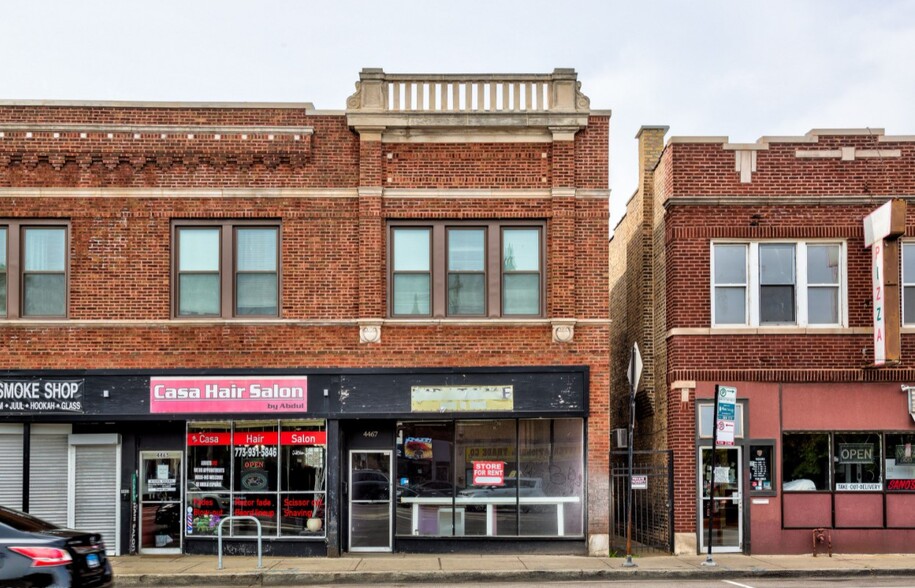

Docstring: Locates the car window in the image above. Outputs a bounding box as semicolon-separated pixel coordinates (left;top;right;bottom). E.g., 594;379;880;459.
0;506;59;532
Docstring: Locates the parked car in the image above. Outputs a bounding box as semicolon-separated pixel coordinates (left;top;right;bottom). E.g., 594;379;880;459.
0;505;112;588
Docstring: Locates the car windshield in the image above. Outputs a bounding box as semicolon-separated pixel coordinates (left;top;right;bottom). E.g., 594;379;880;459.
0;506;59;533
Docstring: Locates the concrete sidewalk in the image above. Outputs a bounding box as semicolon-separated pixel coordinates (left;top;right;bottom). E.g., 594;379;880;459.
109;552;915;585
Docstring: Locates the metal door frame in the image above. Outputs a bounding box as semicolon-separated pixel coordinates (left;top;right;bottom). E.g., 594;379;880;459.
698;446;743;553
347;449;393;553
138;450;183;555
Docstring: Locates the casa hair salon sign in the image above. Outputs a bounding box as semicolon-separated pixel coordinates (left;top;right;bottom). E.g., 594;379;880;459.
149;376;307;414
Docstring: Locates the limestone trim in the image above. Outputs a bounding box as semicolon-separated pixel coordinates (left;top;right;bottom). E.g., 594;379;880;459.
380;128;554;144
0;317;610;328
358;187;384;198
0;123;314;136
0;100;315;109
576;189;611;200
358;319;383;344
0;188;359;199
795;148;902;160
667;326;871;338
668;128;903;149
383;188;551;199
665;196;915;208
551;319;576;343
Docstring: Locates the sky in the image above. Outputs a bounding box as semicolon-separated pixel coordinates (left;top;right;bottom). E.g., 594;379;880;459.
2;1;913;228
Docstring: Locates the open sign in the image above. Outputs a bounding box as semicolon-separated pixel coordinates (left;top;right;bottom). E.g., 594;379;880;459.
838;443;874;464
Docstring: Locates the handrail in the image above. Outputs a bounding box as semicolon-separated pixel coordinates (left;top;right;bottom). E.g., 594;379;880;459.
216;515;263;570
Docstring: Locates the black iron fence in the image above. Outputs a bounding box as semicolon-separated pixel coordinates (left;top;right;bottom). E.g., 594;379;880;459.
610;449;674;555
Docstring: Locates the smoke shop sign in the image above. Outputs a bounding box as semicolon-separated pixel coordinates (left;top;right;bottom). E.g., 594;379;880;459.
0;379;84;414
150;376;307;414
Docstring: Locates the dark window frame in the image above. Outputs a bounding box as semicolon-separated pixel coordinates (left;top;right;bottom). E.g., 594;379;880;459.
388;220;546;319
172;220;281;319
0;220;70;319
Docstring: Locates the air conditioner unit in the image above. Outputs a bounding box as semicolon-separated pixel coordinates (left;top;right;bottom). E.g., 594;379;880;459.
612;428;628;449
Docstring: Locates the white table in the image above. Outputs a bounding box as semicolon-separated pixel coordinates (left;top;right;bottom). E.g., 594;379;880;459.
399;496;580;536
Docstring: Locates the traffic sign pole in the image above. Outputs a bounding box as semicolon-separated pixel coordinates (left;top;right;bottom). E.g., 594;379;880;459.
623;343;641;568
702;385;720;567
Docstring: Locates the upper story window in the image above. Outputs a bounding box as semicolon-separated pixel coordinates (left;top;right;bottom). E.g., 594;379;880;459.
389;221;544;318
902;243;915;325
173;222;279;318
0;221;68;319
711;241;845;327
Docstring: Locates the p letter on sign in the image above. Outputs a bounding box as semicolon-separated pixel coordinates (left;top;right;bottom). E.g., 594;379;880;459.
863;199;906;366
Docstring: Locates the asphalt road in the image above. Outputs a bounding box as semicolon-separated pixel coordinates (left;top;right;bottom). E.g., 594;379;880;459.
158;578;915;588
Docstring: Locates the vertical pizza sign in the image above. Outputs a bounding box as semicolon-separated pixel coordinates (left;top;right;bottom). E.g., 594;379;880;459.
863;199;906;366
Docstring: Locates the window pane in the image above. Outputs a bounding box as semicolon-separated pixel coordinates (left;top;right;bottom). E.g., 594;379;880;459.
698;404;744;438
503;229;539;271
885;434;915;492
0;273;6;316
808;287;838;324
519;419;583;537
448;229;484;271
179;228;220;271
906;287;915;325
807;245;839;285
23;228;65;271
178;274;220;316
759;285;795;323
395;421;454;536
834;433;882;491
455;420;518;536
448;273;485;315
237;228;277;272
0;228;5;315
714;244;746;284
23;274;65;316
393;274;430;315
503;274;540;315
393;229;430;271
759;244;795;285
905;244;915;283
714;286;746;324
782;433;830;491
236;273;278;316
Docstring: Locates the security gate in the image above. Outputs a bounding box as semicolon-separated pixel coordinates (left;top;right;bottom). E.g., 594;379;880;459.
610;450;673;554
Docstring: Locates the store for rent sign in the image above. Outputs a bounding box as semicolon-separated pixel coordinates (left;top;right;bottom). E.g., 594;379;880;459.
0;379;84;414
472;461;505;486
150;376;307;414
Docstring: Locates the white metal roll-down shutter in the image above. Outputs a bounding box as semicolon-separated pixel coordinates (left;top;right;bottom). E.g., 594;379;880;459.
0;425;24;510
71;435;120;555
29;428;70;526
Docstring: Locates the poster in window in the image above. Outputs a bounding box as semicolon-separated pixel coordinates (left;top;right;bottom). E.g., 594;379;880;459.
749;444;773;493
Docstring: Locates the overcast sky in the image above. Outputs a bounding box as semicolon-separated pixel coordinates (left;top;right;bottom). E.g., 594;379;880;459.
2;1;913;227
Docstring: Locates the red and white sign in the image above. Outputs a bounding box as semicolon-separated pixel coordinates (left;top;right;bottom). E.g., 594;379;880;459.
233;431;279;445
150;376;307;414
186;432;230;446
472;461;505;486
280;431;326;446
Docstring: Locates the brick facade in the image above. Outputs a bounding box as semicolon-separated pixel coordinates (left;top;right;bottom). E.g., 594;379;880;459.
0;70;611;556
610;128;915;555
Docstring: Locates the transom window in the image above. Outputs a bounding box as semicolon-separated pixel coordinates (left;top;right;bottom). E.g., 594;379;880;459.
0;221;69;319
173;222;279;318
711;241;845;327
389;222;544;318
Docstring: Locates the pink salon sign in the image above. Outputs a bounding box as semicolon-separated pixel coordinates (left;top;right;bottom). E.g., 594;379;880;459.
149;376;307;414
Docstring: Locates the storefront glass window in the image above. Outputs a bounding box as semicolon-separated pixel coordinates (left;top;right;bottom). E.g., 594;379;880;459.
186;420;326;539
395;422;454;536
782;433;830;491
834;432;882;491
519;419;583;536
885;434;915;491
394;418;584;538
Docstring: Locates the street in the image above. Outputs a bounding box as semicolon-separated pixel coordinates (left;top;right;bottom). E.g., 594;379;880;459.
158;579;915;588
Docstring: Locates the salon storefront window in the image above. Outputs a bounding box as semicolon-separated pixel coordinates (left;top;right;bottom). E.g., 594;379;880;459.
186;420;326;539
394;418;584;538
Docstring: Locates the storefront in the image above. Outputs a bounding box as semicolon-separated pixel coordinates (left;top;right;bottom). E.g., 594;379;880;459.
0;366;589;557
692;381;915;555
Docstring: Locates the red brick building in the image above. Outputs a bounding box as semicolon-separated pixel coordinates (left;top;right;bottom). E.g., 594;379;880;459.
610;126;915;554
0;69;611;557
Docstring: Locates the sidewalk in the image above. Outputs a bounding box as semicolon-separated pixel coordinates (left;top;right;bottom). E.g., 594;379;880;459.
109;552;915;586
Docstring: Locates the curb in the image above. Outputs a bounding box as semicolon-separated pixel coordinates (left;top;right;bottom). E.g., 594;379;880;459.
112;565;915;586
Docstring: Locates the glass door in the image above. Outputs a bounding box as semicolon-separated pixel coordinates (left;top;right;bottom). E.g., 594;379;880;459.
139;451;183;554
699;447;742;553
349;450;392;552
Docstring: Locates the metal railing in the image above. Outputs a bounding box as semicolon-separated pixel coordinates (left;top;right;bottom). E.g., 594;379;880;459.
216;516;264;570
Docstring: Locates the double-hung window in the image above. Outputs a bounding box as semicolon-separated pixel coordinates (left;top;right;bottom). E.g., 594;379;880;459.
174;222;279;318
902;243;915;325
711;241;844;327
0;221;68;318
390;222;544;318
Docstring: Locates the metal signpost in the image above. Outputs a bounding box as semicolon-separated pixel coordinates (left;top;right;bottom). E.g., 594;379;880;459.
703;384;736;566
623;343;642;567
